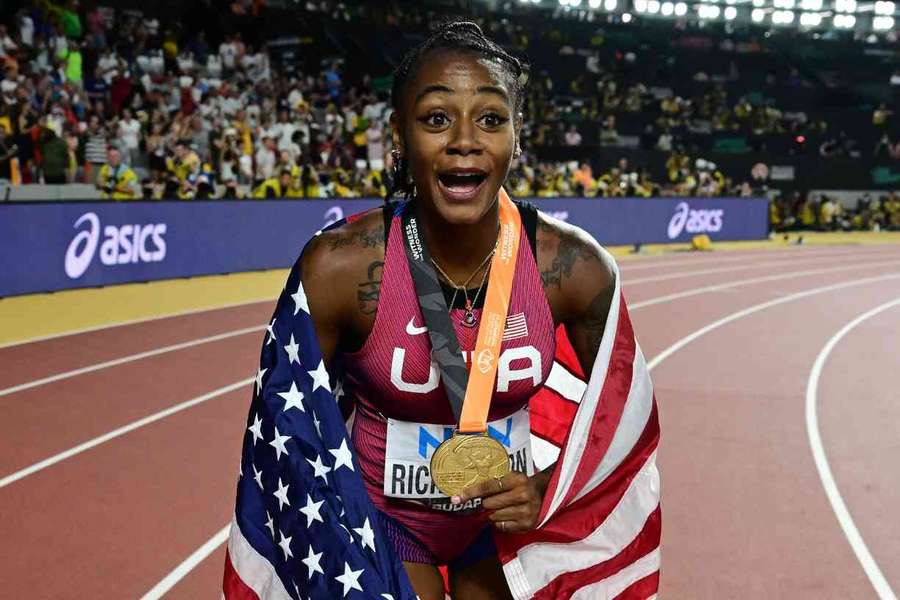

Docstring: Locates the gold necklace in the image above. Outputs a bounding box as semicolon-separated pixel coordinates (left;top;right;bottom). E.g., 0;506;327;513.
431;244;496;328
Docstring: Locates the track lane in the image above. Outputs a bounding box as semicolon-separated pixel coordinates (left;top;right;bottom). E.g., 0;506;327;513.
0;301;272;390
652;277;900;599
813;303;900;597
0;334;261;475
1;246;891;393
151;267;900;598
5;255;897;486
2;246;899;598
0;387;249;599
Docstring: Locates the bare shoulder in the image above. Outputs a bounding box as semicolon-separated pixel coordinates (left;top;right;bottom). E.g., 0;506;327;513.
534;210;616;324
299;208;385;283
298;208;387;351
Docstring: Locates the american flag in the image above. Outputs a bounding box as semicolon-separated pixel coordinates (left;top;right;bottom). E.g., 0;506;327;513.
224;215;659;599
501;312;529;341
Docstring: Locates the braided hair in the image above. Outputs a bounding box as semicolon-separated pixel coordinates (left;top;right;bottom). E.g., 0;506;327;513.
386;21;530;201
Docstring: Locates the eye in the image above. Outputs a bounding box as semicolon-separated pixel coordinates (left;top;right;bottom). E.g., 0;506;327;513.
478;112;510;129
420;111;450;128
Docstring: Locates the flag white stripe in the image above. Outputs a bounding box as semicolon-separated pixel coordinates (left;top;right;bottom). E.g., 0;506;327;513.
530;433;561;472
227;517;293;600
508;451;659;596
541;252;622;526
570;546;661;600
544;361;587;403
572;345;654;505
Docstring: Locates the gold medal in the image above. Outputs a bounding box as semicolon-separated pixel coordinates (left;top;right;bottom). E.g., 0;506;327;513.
430;433;511;497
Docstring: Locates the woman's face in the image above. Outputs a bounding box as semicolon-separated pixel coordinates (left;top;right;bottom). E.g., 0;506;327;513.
394;50;519;225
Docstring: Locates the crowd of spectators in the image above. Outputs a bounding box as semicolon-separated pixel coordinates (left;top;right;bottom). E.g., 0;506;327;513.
770;191;900;232
0;0;896;211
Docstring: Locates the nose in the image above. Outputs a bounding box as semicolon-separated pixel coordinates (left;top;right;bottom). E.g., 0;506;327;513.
446;117;483;156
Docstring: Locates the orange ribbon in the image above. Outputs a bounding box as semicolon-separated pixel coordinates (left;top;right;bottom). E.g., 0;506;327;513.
458;189;522;433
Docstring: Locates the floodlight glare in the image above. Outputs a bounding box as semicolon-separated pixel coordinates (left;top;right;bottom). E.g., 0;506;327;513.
635;0;648;12
833;13;856;26
605;0;618;10
873;15;895;28
874;1;895;14
799;12;822;25
752;0;766;6
674;1;689;14
751;7;767;20
725;6;738;18
589;0;602;7
622;11;633;21
835;0;857;11
800;0;821;10
661;1;675;14
648;0;661;12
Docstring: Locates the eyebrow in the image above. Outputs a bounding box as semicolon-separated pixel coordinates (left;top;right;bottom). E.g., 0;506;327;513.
476;85;510;102
414;84;454;103
414;84;511;104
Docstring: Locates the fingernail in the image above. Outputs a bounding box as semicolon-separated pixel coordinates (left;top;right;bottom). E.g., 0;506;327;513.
451;495;461;504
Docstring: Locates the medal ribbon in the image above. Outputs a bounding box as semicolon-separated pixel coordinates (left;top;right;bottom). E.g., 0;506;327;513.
400;189;521;434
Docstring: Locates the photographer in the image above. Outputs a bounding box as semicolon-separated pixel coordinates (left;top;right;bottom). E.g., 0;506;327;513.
96;147;138;200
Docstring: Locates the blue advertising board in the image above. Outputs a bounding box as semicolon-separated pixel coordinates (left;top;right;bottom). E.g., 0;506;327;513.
0;197;767;297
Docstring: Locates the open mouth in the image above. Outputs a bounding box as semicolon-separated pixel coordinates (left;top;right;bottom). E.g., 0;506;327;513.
437;170;488;203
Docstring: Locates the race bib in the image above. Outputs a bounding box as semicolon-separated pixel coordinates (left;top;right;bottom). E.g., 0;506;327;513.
383;406;533;510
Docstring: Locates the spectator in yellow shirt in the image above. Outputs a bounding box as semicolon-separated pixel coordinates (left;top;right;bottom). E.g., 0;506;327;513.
96;148;138;200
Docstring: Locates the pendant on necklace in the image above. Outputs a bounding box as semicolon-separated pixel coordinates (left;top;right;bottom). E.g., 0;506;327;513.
461;299;477;328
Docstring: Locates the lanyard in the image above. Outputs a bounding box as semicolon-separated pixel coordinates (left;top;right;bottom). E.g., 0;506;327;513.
400;189;521;433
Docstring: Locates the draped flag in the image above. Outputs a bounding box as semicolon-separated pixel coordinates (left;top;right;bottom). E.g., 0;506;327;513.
224;210;660;600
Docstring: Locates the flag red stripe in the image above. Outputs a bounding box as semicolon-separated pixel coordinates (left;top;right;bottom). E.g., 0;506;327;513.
560;296;637;509
533;506;661;600
501;403;658;553
222;549;261;600
613;571;660;600
554;324;584;378
529;386;578;447
530;295;633;527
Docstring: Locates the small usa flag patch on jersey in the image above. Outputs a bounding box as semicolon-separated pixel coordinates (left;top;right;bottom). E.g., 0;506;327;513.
502;312;529;341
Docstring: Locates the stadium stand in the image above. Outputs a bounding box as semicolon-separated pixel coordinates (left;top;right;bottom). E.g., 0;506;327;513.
0;0;897;230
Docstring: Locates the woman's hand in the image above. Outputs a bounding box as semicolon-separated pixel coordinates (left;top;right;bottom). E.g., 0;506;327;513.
451;469;554;534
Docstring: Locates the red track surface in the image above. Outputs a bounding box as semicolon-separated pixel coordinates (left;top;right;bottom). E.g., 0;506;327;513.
2;245;899;599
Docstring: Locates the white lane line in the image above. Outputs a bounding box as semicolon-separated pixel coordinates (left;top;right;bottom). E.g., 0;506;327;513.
647;273;900;371
806;298;900;600
631;259;900;310
626;251;886;285
0;295;276;350
5;247;892;350
140;524;231;600
0;326;264;398
6;253;895;400
0;378;252;488
145;271;900;595
620;245;892;272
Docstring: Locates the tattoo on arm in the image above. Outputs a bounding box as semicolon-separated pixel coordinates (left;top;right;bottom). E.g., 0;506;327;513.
328;224;384;250
357;260;384;315
539;221;601;290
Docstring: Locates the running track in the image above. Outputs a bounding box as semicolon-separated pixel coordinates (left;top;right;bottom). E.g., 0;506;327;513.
2;244;899;599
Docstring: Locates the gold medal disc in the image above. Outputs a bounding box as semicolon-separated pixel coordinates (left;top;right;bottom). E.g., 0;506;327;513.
430;433;510;497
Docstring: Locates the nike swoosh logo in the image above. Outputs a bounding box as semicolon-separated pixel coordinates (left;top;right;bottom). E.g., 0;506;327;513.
406;317;428;336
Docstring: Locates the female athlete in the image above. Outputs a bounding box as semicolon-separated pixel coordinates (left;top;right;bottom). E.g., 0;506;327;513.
300;22;616;600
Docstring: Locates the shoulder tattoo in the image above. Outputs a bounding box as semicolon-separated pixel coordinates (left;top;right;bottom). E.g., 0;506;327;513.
326;222;384;250
357;260;384;315
538;219;602;290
